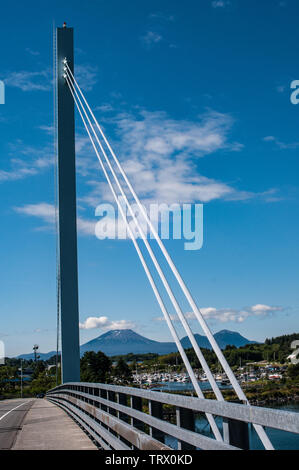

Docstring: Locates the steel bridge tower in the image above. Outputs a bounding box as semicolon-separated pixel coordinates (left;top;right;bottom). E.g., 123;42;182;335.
56;25;80;383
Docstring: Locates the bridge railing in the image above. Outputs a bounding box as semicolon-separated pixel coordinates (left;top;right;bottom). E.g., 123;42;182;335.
47;382;299;450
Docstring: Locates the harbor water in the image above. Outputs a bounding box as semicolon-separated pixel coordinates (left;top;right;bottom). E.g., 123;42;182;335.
151;382;299;450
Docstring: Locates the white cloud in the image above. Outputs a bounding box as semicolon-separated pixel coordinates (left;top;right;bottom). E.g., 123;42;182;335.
76;108;278;208
14;203;96;236
0;128;98;185
0;167;39;182
263;135;299;149
250;304;283;314
25;48;40;56
75;64;98;91
211;1;230;8
75;135;101;178
92;109;261;205
141;31;163;48
95;104;114;113
0;137;54;183
4;63;97;93
14;203;55;223
79;316;135;330
77;216;96;236
1;89;277;208
7;102;279;240
276;85;285;93
4;70;50;92
38;125;54;134
155;304;285;324
149;12;175;22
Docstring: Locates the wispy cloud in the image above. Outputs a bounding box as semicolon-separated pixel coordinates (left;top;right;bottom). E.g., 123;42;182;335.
149;12;175;22
0;132;55;183
0;144;53;183
5;102;279;230
155;304;286;324
83;108;275;206
0;166;39;182
25;48;40;56
146;12;176;49
75;134;101;178
211;1;231;8
4;63;97;93
14;203;55;224
14;202;96;236
75;64;98;91
38;125;54;135
141;31;163;48
95;104;114;113
4;69;50;91
263;135;299;149
79;316;135;330
0;127;98;185
276;85;286;93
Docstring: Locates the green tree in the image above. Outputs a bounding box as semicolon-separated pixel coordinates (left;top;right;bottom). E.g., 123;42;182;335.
287;363;299;380
113;358;132;384
80;351;112;383
29;371;56;395
0;366;10;393
32;361;46;379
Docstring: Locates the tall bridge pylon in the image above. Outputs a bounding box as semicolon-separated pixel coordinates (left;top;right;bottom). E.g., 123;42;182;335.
55;26;80;383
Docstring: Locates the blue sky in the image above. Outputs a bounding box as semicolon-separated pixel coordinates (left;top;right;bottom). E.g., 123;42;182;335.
0;0;299;356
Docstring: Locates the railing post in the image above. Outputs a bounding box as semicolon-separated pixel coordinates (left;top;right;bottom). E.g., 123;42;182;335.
100;389;108;412
149;400;164;443
223;417;249;450
130;396;144;432
117;393;129;423
89;387;94;406
176;407;196;450
223;400;250;450
108;391;117;417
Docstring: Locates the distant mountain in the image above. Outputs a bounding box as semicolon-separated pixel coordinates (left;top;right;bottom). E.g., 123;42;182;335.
80;329;177;356
214;330;257;349
181;329;257;350
80;329;256;356
16;351;57;361
181;333;210;350
15;329;257;359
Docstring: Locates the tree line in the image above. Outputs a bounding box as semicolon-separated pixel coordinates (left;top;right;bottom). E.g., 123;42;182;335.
1;331;298;398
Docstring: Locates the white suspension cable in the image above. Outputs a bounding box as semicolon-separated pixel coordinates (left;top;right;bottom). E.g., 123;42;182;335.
65;63;247;394
66;65;274;450
65;74;223;442
65;68;225;405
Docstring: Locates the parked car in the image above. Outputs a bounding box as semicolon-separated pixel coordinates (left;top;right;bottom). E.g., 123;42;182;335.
36;393;45;398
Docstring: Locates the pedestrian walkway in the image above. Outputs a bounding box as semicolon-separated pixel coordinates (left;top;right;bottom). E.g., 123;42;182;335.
13;399;97;450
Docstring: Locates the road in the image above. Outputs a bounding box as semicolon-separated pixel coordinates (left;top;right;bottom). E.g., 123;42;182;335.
0;398;33;449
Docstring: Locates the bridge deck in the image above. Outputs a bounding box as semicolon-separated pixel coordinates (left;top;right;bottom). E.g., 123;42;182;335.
12;399;97;450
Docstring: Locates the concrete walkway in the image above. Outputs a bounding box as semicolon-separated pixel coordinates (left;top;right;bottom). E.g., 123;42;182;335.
13;399;97;450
